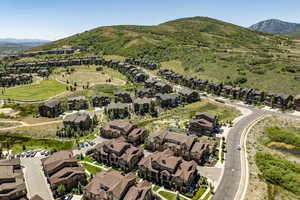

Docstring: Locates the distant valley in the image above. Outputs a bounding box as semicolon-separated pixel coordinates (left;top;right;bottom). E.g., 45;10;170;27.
0;38;50;57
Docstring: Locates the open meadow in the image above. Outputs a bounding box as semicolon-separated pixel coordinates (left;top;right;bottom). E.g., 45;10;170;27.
0;80;67;101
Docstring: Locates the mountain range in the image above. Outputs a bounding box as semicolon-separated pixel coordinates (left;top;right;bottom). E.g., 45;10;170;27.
249;19;300;39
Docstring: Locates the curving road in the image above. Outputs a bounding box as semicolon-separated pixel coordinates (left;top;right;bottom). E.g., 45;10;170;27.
211;98;300;200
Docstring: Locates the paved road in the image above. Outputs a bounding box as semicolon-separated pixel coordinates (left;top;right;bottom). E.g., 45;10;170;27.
211;110;263;200
142;67;300;200
211;98;300;200
21;158;54;200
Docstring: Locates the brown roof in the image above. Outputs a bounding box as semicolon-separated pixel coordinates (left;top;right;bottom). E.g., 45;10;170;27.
123;180;151;200
108;120;136;135
138;150;197;182
48;167;85;185
195;112;217;122
84;170;136;199
128;128;146;138
42;151;75;172
97;139;143;163
148;129;196;150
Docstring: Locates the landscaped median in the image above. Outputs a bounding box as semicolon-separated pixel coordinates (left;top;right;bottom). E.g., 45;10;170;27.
0;80;68;101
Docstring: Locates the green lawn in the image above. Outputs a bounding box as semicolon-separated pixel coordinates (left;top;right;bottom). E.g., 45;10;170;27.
77;155;95;163
0;80;67;101
153;185;160;192
158;191;188;200
82;163;102;175
202;191;212;200
191;186;207;200
0;131;74;154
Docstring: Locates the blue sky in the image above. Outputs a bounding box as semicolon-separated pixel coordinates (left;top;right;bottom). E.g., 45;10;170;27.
1;0;300;40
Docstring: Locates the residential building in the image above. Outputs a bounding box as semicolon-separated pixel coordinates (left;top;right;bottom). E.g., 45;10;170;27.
41;151;86;195
38;101;62;118
63;112;92;130
0;158;28;200
100;120;147;145
188;112;218;136
138;149;198;193
67;96;89;110
88;139;144;172
83;170;153;200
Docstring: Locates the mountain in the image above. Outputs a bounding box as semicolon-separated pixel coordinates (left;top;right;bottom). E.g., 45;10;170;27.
249;19;300;38
33;16;287;60
0;38;50;44
31;16;300;95
0;38;50;57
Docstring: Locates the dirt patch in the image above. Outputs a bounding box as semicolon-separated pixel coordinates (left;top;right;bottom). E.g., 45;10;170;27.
0;108;19;117
0;121;21;128
245;115;300;200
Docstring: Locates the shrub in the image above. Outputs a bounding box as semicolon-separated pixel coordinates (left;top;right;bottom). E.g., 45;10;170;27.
255;152;300;195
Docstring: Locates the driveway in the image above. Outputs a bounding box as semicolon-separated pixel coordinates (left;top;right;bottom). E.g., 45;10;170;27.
21;158;54;200
197;166;222;184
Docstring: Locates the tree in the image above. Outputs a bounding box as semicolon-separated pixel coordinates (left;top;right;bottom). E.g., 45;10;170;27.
57;184;66;196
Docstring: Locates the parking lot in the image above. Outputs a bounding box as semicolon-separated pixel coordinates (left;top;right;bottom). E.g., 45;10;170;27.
21;158;54;200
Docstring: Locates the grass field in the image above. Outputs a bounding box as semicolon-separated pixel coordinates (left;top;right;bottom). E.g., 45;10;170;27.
0;80;67;101
51;65;127;87
0;131;73;153
158;191;188;200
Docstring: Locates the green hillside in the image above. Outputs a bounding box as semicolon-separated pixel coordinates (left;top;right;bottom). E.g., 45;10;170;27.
32;17;300;95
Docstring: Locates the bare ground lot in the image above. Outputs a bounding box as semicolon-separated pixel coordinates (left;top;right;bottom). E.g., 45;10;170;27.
245;115;300;200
